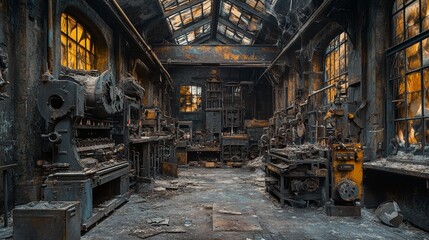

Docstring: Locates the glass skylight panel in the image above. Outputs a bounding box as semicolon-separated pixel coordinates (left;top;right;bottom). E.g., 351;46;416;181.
191;4;203;21
218;23;227;34
194;25;204;38
168;13;183;31
229;5;241;24
242;36;252;45
225;28;234;38
180;8;193;25
176;34;187;45
203;23;211;33
174;23;211;45
238;0;276;13
203;0;212;17
166;0;212;33
221;2;232;18
248;16;261;33
160;0;190;12
186;31;196;42
178;0;189;6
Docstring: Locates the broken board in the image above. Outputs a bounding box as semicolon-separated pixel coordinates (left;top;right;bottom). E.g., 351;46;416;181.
213;203;262;231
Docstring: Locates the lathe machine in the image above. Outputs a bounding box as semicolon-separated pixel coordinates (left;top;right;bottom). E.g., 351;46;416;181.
37;70;130;230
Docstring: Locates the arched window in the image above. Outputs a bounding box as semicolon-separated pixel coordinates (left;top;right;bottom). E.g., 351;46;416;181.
324;32;348;104
388;0;429;152
60;13;96;70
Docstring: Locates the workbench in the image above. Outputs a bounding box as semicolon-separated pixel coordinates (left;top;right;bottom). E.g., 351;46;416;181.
265;147;329;207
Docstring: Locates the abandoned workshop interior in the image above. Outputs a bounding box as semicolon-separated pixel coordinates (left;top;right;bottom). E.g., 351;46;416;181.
1;0;429;239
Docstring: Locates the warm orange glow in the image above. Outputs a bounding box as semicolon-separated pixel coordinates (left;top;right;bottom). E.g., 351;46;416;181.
180;86;202;112
60;13;95;70
324;32;348;103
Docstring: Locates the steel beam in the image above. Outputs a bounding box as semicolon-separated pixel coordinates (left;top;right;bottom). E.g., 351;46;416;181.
210;0;221;39
259;0;335;80
173;18;211;38
218;18;254;39
227;0;276;25
163;0;207;18
153;45;279;67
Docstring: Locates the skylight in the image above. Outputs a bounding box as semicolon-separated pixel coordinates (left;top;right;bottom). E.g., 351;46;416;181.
176;23;211;45
159;0;275;45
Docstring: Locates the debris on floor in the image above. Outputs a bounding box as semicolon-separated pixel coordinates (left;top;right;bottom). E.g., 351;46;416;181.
146;217;170;226
213;203;262;231
246;156;264;170
217;209;243;215
131;226;186;239
375;201;403;227
153;187;166;192
82;167;429;240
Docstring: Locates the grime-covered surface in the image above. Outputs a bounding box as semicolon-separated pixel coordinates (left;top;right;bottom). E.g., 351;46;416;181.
82;167;428;240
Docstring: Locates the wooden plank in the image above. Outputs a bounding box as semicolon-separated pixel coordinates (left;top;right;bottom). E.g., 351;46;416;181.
213;203;262;231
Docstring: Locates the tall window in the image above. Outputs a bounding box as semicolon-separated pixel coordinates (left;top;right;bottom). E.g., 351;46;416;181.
388;0;429;153
180;86;202;112
324;32;348;104
61;13;95;70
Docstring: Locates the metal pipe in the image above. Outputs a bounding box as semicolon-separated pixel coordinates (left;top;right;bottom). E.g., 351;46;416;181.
47;0;54;73
258;0;335;81
307;83;335;98
110;0;173;87
3;169;8;227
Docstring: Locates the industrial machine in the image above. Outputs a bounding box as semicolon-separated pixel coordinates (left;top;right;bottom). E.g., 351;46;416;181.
37;70;130;230
245;119;269;159
265;146;329;207
326;143;363;216
222;133;248;167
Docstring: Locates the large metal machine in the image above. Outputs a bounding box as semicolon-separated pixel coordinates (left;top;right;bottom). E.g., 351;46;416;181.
265;146;329;207
37;70;130;229
326;143;363;216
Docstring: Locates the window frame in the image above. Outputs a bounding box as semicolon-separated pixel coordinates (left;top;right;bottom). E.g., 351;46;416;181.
60;13;96;70
179;85;203;113
387;0;429;155
323;32;349;105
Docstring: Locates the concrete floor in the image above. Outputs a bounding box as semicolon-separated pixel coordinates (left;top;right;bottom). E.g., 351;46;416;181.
82;166;429;240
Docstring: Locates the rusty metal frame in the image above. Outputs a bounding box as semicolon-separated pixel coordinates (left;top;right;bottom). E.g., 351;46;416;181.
153;44;279;66
163;0;207;18
226;0;276;25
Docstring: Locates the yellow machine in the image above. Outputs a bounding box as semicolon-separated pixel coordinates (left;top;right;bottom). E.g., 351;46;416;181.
326;143;363;216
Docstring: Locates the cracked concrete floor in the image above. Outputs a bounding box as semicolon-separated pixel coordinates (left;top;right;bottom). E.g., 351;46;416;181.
82;166;429;240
